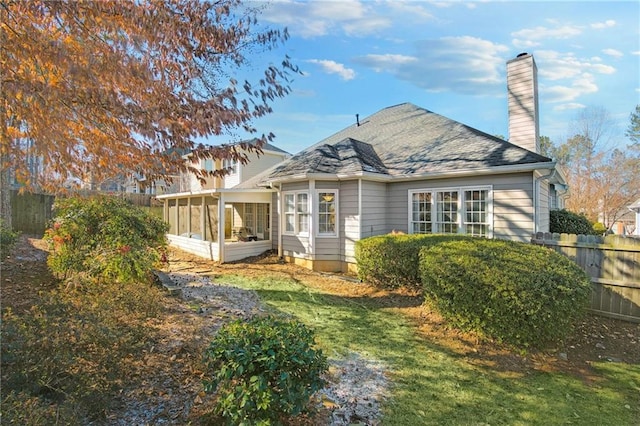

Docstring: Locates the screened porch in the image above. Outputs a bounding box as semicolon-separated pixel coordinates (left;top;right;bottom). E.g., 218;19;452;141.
157;189;274;263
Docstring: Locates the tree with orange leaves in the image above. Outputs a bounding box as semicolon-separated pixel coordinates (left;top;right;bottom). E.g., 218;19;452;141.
0;0;296;225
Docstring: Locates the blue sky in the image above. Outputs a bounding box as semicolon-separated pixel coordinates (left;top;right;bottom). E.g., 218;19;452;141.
218;1;640;155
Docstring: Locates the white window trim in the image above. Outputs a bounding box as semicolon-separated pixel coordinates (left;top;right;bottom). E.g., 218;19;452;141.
316;190;339;238
407;186;493;238
282;191;310;236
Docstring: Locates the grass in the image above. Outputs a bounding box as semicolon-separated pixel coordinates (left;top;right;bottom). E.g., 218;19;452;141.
219;273;640;426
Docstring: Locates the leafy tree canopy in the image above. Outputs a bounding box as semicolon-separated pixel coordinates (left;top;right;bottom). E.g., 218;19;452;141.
1;0;296;192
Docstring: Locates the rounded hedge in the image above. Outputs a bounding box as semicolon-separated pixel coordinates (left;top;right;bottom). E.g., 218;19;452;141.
355;233;467;289
419;238;591;349
550;209;598;235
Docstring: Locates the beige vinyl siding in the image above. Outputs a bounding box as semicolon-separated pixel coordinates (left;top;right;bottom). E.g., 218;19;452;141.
360;180;387;238
241;152;288;183
339;180;359;263
537;179;550;233
386;173;536;241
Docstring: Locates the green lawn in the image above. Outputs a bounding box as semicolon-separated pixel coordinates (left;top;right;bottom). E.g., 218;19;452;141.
219;273;640;426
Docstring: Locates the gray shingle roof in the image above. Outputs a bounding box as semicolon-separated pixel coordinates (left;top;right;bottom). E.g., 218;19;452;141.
270;138;388;177
237;103;552;187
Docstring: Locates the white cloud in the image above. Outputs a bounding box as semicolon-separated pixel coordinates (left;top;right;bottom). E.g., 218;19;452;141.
631;51;640;56
542;73;598;103
602;48;624;58
260;0;390;38
553;103;586;111
306;59;356;81
354;36;509;95
536;50;615;80
355;54;418;72
511;24;582;45
591;20;616;29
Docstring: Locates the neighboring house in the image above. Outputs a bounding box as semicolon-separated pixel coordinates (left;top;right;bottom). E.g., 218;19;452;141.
157;53;567;272
179;140;291;192
628;198;640;236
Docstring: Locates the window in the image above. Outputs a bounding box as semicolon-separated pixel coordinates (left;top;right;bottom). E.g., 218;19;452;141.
203;159;214;172
283;192;309;235
409;187;491;237
223;158;237;174
318;191;337;236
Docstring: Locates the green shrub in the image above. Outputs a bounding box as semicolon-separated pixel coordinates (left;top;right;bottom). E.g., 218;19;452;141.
419;238;591;349
1;276;163;423
0;219;20;259
44;196;168;283
203;316;328;425
550;209;598;235
355;233;467;289
592;222;607;235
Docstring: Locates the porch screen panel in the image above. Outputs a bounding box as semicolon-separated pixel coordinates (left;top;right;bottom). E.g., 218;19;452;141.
190;198;202;237
178;199;189;235
168;199;177;235
204;196;218;241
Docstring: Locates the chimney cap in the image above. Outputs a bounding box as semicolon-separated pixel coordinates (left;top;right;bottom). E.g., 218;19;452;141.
517;52;529;58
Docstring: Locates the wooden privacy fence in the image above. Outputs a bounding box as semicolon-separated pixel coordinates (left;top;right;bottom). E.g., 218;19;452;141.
10;190;55;236
532;232;640;323
10;191;158;236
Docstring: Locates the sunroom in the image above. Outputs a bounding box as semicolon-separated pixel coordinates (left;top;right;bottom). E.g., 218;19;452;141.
156;189;274;263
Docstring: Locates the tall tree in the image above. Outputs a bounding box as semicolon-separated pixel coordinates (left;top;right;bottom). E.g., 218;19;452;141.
1;0;296;225
557;106;640;228
626;104;640;155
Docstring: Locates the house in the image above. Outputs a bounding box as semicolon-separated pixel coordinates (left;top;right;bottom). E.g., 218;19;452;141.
178;140;290;192
628;198;640;236
158;53;567;271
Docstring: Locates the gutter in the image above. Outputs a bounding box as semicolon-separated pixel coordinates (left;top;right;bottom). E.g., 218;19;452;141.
263;161;557;185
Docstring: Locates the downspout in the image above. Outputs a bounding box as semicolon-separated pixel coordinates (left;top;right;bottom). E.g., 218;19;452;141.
533;167;557;234
274;183;283;259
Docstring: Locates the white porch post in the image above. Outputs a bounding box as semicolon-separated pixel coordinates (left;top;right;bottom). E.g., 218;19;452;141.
218;193;225;262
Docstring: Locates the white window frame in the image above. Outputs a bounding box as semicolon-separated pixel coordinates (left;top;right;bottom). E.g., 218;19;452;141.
316;190;339;238
223;158;238;175
283;191;309;236
408;186;493;237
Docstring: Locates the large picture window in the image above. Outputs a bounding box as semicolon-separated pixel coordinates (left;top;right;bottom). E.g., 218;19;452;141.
317;191;337;236
409;187;492;237
283;191;309;235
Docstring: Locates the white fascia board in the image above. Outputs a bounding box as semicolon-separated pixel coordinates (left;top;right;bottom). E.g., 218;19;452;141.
155;187;274;200
261;162;556;185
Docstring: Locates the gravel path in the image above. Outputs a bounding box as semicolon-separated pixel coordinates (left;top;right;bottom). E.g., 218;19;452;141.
164;271;390;425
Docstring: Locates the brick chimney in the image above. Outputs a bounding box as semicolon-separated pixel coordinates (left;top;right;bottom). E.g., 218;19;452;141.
507;53;540;153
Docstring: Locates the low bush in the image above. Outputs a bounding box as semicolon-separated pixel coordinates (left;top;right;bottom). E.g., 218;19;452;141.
355;233;467;289
0;220;20;259
419;238;591;349
44;196;168;283
1;276;163;424
550;209;598;235
203;316;328;425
